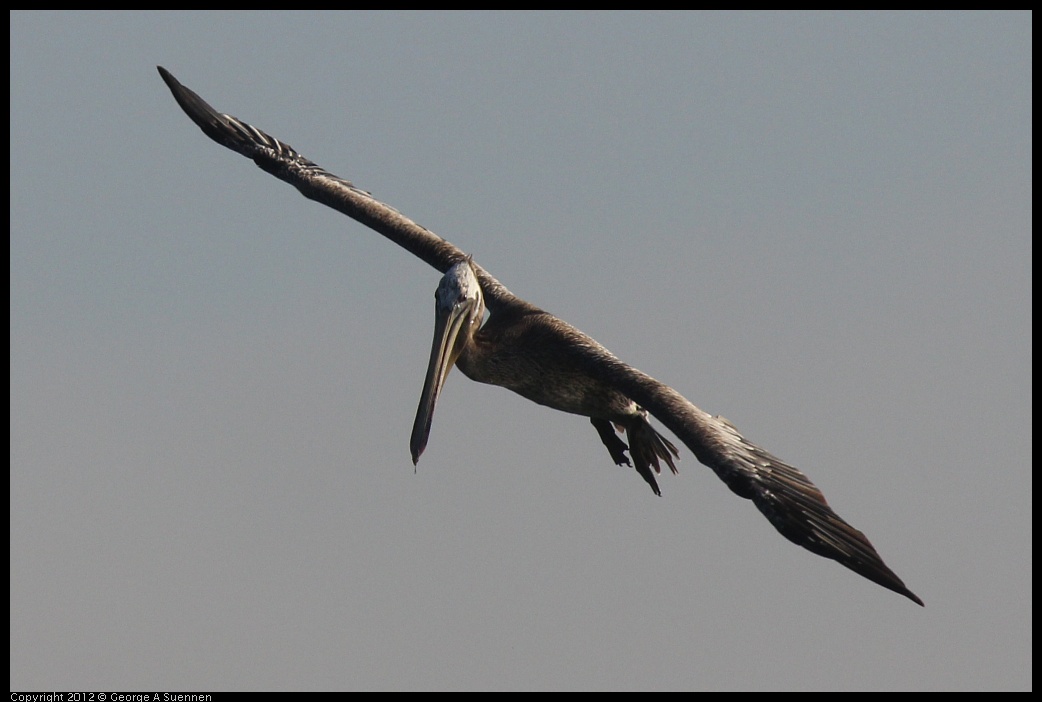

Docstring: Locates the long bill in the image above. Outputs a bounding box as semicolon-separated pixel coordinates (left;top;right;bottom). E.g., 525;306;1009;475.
409;297;479;465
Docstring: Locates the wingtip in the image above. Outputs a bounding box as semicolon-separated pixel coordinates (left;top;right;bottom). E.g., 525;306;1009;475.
156;65;175;86
904;589;925;607
860;558;924;606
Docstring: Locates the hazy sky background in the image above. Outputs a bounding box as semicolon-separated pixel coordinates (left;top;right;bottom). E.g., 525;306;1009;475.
11;11;1031;691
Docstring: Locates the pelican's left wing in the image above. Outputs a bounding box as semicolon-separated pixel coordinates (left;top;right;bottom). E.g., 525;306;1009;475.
564;331;923;606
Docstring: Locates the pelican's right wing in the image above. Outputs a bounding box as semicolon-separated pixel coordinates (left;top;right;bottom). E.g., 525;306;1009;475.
157;67;516;309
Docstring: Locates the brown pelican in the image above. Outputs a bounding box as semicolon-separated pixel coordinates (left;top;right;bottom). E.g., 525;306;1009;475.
158;67;923;606
410;257;680;496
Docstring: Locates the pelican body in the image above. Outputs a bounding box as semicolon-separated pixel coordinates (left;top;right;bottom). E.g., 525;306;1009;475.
158;67;923;606
411;259;679;495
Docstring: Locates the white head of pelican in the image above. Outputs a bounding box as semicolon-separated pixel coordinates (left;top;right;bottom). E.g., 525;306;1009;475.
411;260;485;464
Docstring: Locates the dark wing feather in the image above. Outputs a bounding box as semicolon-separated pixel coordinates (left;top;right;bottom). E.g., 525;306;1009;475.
158;67;921;606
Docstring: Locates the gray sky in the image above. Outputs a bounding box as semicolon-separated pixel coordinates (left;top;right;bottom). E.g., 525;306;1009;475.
10;11;1031;691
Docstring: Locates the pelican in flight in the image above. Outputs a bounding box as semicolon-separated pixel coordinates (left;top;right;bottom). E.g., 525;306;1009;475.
158;67;922;606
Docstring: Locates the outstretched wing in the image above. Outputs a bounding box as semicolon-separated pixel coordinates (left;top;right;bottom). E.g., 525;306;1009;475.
566;333;923;605
158;67;921;606
156;66;517;311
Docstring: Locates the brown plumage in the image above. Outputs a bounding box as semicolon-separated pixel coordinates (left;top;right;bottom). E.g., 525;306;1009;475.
410;260;679;495
158;66;923;606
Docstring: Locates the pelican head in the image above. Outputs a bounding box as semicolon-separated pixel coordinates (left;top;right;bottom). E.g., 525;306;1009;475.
410;259;485;464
